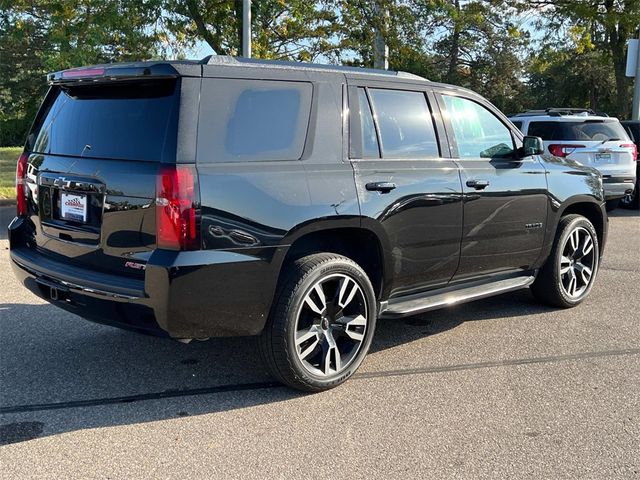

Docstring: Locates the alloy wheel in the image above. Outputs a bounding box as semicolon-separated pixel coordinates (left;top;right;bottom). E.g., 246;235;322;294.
559;226;597;299
294;273;368;377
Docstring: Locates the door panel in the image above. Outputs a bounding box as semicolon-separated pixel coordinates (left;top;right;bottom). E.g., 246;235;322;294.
354;160;463;297
455;158;548;279
437;93;548;281
348;84;463;298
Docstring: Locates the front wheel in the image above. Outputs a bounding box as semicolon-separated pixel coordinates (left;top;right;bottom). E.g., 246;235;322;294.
531;214;600;308
259;253;377;392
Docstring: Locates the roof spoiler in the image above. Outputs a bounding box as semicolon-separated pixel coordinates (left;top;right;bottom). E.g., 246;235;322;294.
48;62;192;85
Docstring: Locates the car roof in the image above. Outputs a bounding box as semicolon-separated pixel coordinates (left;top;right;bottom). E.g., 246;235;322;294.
50;55;431;84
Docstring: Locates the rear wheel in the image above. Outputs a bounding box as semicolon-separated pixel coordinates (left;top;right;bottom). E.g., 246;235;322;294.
531;214;599;308
259;253;377;392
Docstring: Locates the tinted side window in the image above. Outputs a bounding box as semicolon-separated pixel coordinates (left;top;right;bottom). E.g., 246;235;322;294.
442;95;514;159
198;79;312;163
527;122;559;140
511;120;523;131
368;89;439;158
356;88;380;158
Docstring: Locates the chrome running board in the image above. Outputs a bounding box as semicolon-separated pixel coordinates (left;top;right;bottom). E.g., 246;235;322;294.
380;275;536;319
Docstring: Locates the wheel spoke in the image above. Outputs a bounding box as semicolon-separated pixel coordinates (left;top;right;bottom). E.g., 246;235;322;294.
569;230;580;254
323;343;341;375
342;314;366;342
560;255;572;274
582;235;593;256
296;327;320;360
338;277;359;308
567;270;577;296
296;326;319;346
304;286;326;315
314;284;327;311
576;263;592;285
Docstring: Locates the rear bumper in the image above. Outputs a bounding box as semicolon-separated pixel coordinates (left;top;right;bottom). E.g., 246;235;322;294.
603;176;636;200
8;218;284;338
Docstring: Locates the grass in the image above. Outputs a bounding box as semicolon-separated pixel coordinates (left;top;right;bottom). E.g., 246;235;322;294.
0;147;21;200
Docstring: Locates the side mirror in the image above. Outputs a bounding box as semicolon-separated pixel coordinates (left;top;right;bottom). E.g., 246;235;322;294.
522;136;544;156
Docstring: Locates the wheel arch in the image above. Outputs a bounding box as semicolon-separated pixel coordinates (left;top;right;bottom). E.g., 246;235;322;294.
278;223;392;301
557;199;606;255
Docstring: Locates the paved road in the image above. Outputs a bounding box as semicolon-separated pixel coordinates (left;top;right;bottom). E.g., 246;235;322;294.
0;210;638;479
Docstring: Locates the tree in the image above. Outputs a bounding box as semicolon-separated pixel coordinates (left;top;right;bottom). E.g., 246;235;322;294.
511;0;640;118
0;0;164;145
162;0;339;61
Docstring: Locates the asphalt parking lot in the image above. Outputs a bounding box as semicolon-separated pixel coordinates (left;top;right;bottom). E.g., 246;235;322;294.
0;209;638;479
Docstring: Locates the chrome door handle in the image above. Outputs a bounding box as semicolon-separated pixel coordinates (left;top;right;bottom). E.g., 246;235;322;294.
466;179;490;190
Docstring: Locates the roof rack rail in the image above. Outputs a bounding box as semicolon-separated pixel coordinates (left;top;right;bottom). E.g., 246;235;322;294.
512;107;609;118
200;55;428;81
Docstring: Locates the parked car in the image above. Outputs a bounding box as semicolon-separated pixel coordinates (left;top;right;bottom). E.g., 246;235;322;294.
9;57;608;391
620;120;640;209
510;108;637;211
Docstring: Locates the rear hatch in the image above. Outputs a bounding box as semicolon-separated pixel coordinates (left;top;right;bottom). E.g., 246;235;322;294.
21;77;180;278
531;118;636;175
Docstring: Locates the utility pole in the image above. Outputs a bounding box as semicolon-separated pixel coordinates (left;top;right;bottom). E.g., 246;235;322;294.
242;0;251;58
373;2;388;70
632;31;640;120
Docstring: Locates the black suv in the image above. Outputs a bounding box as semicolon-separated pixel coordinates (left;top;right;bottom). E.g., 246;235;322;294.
10;56;608;391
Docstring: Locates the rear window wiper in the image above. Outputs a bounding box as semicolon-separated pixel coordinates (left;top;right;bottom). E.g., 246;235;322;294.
600;138;621;144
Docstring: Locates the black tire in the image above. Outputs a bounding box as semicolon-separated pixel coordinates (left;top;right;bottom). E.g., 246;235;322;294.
259;253;377;392
605;199;620;212
531;214;599;308
619;176;639;210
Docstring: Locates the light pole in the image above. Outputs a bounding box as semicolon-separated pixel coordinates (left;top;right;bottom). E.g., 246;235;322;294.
632;34;640;120
242;0;251;58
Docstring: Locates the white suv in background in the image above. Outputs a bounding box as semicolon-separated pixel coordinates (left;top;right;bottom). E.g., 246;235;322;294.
510;108;637;210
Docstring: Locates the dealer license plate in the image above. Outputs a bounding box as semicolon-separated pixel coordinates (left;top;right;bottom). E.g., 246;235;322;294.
60;192;88;223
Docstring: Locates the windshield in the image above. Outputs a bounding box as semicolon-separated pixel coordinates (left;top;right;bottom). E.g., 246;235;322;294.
28;80;179;162
528;120;630;142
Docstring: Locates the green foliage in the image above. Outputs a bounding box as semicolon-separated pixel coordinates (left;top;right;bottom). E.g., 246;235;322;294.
509;0;640;117
1;0;639;147
0;147;22;199
162;0;340;61
1;0;165;146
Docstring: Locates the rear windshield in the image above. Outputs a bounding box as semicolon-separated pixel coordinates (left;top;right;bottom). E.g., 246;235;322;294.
28;80;179;162
528;120;629;142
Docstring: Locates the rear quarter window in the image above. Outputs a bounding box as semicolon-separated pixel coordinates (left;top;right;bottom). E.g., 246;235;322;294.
29;80;179;162
197;79;312;163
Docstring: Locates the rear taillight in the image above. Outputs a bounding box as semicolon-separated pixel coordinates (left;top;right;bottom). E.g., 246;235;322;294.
620;143;638;161
16;152;28;216
156;164;200;251
548;144;586;158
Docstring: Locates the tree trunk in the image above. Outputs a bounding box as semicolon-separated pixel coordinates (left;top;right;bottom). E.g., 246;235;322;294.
185;0;226;55
446;0;461;84
604;0;632;117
